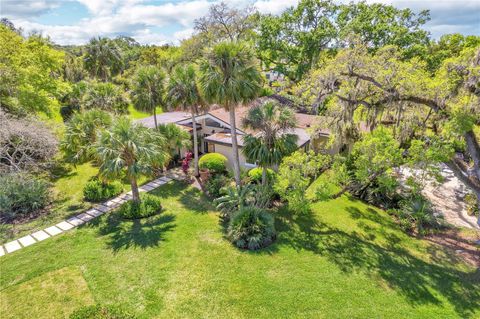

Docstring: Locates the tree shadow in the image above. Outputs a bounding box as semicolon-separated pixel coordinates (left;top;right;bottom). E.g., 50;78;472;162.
97;212;176;253
150;181;214;214
274;205;480;318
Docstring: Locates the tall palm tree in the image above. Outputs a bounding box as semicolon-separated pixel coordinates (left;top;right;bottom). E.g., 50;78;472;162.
242;101;298;185
84;37;123;81
167;64;204;176
199;42;263;186
95;117;168;203
131;66;166;128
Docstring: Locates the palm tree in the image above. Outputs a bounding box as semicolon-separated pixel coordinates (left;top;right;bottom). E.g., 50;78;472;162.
131;66;165;128
242;101;298;185
156;123;192;165
95;117;168;203
167;64;204;176
84;37;123;81
199;42;263;186
61;109;112;164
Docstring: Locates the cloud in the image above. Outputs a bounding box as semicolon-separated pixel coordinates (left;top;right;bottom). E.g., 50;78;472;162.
2;0;479;45
254;0;298;15
1;0;61;18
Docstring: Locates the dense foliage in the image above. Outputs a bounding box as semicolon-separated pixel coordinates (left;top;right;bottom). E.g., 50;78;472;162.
0;173;50;220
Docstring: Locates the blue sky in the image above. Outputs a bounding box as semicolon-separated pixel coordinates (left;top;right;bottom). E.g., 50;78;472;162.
1;0;479;45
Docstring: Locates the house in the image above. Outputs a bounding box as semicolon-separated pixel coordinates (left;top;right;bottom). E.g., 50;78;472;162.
136;97;338;170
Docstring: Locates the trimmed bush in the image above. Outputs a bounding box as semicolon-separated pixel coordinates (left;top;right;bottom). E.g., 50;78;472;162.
248;167;275;184
83;179;123;202
227;206;276;250
70;305;135;319
117;193;162;219
0;173;50;220
198;153;227;173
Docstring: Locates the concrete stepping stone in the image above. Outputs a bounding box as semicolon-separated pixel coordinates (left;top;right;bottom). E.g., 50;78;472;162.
67;216;84;226
4;240;21;253
141;185;155;191
95;205;110;213
86;208;103;217
45;226;62;236
77;212;95;222
57;221;74;231
32;230;50;241
0;246;4;256
18;235;36;247
148;181;162;187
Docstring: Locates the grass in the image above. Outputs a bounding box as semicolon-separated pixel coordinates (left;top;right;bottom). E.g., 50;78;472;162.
0;162;149;244
127;104;163;120
0;181;478;318
0;267;94;319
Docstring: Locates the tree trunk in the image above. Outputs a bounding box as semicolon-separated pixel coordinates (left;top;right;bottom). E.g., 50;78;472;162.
191;110;199;177
262;166;267;186
130;175;141;203
153;106;158;129
464;130;480;181
229;106;242;186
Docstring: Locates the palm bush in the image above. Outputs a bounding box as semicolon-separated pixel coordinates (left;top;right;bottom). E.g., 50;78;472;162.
0;173;50;220
83;178;123;202
388;195;445;235
117;193;162;219
198;153;227;173
227;206;276;250
204;174;229;198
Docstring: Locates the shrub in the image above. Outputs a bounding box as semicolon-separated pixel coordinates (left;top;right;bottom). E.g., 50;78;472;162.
227;206;276;250
247;167;275;184
198;153;227;173
70;305;135;319
117;193;162;219
83;179;123;202
388;195;444;235
465;192;479;216
0;173;50;220
204;174;230;198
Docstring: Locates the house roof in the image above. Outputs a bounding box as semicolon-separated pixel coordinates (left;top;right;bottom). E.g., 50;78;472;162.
136;111;191;129
208;102;320;133
205;127;311;149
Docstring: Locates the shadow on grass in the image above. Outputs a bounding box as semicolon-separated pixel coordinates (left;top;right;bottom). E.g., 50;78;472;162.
150;181;214;214
274;203;480;318
97;212;176;252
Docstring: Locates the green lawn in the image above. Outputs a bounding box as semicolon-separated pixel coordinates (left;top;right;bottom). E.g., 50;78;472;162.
0;182;478;318
127;104;163;120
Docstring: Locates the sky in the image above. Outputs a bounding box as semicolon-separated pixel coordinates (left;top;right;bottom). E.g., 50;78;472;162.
1;0;479;46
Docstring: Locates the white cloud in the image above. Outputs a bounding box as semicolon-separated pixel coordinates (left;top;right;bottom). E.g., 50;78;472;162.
2;0;479;45
254;0;298;15
1;0;61;18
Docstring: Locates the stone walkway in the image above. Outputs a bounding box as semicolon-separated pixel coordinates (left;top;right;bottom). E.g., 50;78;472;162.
0;171;183;257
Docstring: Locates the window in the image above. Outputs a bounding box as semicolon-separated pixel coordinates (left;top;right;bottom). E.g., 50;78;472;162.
207;143;215;153
205;118;222;128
